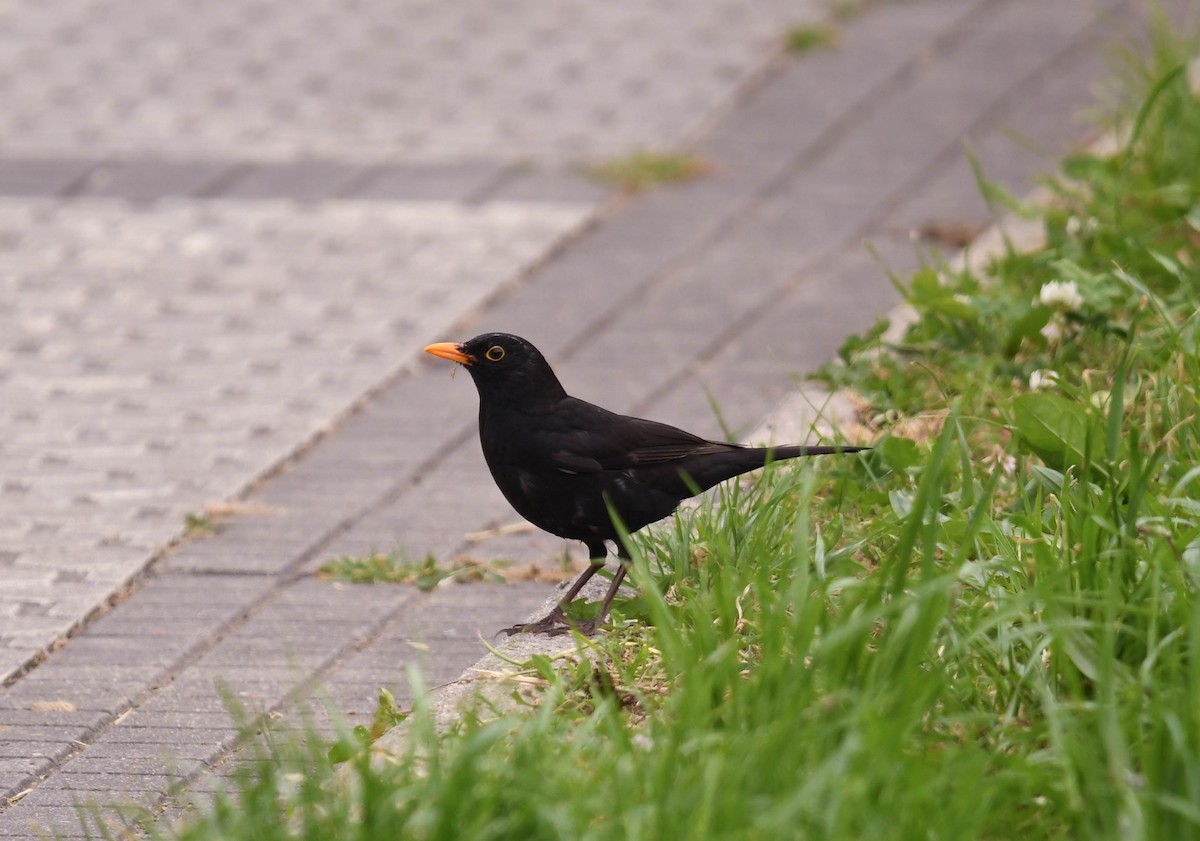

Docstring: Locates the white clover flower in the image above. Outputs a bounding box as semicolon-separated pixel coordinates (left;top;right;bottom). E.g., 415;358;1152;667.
982;444;1017;477
1029;369;1059;391
631;733;655;751
1040;319;1064;343
1039;279;1083;311
1064;217;1100;239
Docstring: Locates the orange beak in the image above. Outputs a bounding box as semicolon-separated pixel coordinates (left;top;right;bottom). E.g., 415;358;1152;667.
424;342;473;366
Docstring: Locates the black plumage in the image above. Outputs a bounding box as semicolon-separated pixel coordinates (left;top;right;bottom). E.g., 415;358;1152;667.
425;332;866;634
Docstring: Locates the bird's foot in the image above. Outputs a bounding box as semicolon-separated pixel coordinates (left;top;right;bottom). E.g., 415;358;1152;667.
499;608;602;637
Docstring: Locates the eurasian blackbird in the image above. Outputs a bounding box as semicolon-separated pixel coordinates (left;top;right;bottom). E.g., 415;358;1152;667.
425;332;866;635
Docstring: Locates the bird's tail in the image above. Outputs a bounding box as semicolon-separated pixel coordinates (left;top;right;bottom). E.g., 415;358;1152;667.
680;443;869;496
767;444;870;460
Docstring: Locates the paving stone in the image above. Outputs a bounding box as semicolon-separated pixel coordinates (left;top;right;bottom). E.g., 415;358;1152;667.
176;665;325;692
98;723;237;743
0;741;72;763
39;770;174;797
40;633;194;674
71;745;210;770
58;754;200;778
164;533;319;576
0;708;104;732
0;724;94;746
100;708;246;732
132;686;252;718
0;752;50;779
0;756;48;800
0;803;102;840
0;679;131;716
79;611;235;640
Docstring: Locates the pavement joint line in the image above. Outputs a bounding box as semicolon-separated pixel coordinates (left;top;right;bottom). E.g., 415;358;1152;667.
54;161;101;199
328;163;387;200
0;156;607;203
190;161;255;199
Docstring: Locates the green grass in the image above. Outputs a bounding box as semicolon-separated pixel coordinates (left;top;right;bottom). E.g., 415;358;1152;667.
315;547;505;590
785;23;841;54
584;151;711;193
125;21;1200;841
183;511;225;538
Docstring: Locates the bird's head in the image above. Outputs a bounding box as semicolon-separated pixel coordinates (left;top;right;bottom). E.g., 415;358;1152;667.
424;333;567;405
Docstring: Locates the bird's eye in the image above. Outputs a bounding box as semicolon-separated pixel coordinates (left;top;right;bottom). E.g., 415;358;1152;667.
485;345;505;362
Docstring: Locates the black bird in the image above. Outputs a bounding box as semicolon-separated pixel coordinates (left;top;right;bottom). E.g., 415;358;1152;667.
425;332;867;635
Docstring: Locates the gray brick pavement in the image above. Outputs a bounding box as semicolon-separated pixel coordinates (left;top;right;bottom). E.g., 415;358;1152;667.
0;198;590;684
0;0;821;164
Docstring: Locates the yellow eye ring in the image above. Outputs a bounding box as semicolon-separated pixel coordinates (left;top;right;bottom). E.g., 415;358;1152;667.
485;345;505;362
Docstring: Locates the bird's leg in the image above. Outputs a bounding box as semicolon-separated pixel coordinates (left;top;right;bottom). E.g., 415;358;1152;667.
501;541;609;636
513;562;629;637
569;564;628;637
500;563;603;635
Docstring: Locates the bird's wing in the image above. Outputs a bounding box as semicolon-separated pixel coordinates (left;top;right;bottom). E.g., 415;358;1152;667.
546;399;737;473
